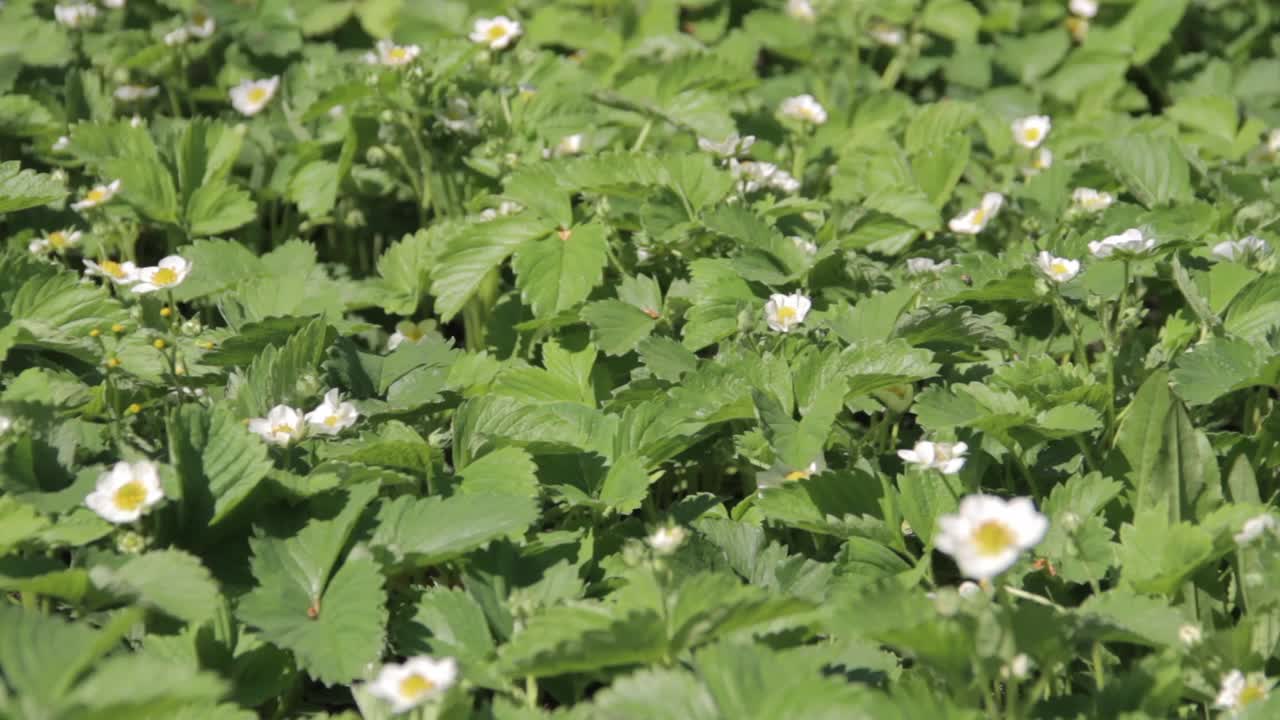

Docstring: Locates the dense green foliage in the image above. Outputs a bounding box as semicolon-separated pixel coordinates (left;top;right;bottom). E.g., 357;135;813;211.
3;0;1280;717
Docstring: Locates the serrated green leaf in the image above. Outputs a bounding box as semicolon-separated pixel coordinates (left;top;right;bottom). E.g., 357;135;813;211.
513;222;609;318
370;493;539;569
89;550;221;623
168;404;274;531
0;161;67;213
581;300;658;356
432;215;555;321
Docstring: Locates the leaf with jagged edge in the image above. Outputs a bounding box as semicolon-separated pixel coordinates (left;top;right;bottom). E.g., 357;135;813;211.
167;403;274;532
431;214;556;321
513;222;609;319
228;316;334;418
369;493;540;570
0;160;67;213
89;549;222;624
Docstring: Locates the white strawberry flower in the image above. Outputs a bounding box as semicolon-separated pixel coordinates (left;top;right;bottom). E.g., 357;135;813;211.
779;94;828;125
1178;624;1202;647
785;0;816;22
84;258;139;285
935;495;1048;581
898;440;968;474
1268;128;1280;155
114;85;160;102
1234;514;1278;545
29;228;83;255
948;192;1004;234
388;320;431;350
187;9;216;38
647;526;687;555
164;27;190;46
129;115;145;128
1069;0;1098;18
1088;228;1156;258
304;389;359;436
470;16;521;50
1071;187;1114;212
906;257;952;275
1011;115;1051;149
52;135;70;152
102;0;125;8
764;292;811;333
1035;251;1080;283
790;236;818;255
54;3;97;28
1214;670;1273;715
729;159;800;194
71;180;122;211
957;580;982;597
440;98;479;134
869;22;906;46
229;76;279;117
757;455;826;492
373;39;420;67
131;255;192;293
369;656;458;713
1212;236;1271;262
554;133;584;157
697;133;756;158
248;405;306;446
1023;147;1052;176
85;461;165;524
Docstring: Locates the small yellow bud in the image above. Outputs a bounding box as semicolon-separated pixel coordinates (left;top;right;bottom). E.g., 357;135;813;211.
174;365;186;376
89;328;101;337
126;403;142;414
106;357;121;368
160;306;172;318
153;339;166;350
197;340;215;350
111;323;126;333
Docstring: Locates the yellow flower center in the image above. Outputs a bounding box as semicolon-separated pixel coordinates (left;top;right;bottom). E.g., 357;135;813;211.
972;520;1015;556
1240;684;1267;707
151;267;178;286
388;47;407;62
101;260;126;278
113;481;148;512
86;188;106;203
272;423;295;436
404;325;425;342
775;306;797;322
324;415;340;427
247;86;268;103
1023;127;1041;143
487;24;507;41
398;673;435;699
971;208;986;224
1051;262;1069;275
784;468;814;482
49;232;67;248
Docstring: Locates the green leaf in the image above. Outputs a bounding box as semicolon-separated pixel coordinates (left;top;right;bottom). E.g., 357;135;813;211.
921;0;981;43
1099;134;1192;208
1117;510;1216;596
1115;371;1220;522
69;653;228;717
598;454;654;514
1172;337;1278;406
431;215;555;321
0;161;67;213
513;222;609;318
637;337;699;382
167;404;274;531
230;317;334;418
590;668;718;720
186;182;257;236
89;550;221;624
662;153;733;214
70;122;180;224
289;160;340;219
370;493;540;569
240;555;388;686
456;447;540;499
581;300;658;356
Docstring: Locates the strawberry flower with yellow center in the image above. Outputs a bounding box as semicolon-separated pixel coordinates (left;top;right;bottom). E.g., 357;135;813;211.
1011;115;1051;149
948;192;1003;234
935;495;1048;581
132;255;192;293
230;76;280;117
85;460;165;524
757;455;826;492
764;292;811;333
1214;670;1273;715
779;94;828;125
72;180;122;212
248;405;306;446
304;389;359;436
368;656;459;713
370;39;421;67
29;229;83;255
1035;251;1080;283
470;16;522;50
84;258;139;285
